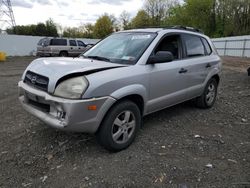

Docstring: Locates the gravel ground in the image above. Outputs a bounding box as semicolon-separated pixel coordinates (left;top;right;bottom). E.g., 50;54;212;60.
0;56;249;188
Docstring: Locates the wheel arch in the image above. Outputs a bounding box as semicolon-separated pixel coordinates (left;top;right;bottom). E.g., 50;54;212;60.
211;74;220;85
59;50;68;56
109;84;147;115
96;85;147;133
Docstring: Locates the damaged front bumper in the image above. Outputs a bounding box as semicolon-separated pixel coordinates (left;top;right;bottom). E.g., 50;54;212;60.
18;81;116;133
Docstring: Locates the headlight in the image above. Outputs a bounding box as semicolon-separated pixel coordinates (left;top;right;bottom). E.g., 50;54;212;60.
54;76;88;99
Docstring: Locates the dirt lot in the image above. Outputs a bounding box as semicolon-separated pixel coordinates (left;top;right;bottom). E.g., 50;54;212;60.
0;56;249;188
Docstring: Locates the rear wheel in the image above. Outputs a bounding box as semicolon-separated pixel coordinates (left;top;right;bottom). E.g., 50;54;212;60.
97;100;141;152
59;51;68;57
196;78;218;108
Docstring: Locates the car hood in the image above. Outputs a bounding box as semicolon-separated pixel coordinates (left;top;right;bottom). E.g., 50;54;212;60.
23;57;125;93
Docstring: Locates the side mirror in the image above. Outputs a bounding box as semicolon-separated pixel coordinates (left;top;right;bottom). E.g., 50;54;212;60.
148;51;174;64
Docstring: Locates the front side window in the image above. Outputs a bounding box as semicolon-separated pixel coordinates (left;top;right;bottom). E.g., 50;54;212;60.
83;32;157;64
77;40;86;47
154;34;182;60
183;34;205;57
69;40;77;46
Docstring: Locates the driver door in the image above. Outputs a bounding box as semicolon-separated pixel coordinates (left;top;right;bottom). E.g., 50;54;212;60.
147;34;190;113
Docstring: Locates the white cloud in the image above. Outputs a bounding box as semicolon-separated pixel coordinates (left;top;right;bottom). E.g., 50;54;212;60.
88;0;133;5
12;0;33;8
11;0;143;27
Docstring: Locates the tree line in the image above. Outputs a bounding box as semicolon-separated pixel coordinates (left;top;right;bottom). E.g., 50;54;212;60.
6;0;250;38
6;19;58;37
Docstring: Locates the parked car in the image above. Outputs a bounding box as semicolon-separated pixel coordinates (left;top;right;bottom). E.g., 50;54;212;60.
36;38;87;57
19;26;222;151
81;43;95;53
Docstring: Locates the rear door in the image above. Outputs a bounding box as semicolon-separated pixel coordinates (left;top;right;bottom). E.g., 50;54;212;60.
181;34;213;98
50;39;67;55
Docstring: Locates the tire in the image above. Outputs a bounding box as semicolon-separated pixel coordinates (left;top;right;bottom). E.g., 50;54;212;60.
196;78;218;108
59;51;68;57
97;100;141;152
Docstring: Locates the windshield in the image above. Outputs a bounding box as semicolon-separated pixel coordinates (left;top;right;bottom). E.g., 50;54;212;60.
82;32;157;64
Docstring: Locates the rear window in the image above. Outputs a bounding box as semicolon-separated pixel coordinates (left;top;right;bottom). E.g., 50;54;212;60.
183;34;205;57
37;38;49;46
69;40;77;46
201;38;212;55
50;39;67;46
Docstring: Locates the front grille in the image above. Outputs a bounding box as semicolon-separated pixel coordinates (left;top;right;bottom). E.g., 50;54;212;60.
24;71;49;92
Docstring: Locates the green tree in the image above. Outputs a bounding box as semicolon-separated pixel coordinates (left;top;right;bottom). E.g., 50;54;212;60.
36;23;47;36
144;0;179;26
93;14;113;38
165;0;250;37
45;18;58;37
131;10;150;28
6;19;58;37
82;23;94;38
119;11;131;30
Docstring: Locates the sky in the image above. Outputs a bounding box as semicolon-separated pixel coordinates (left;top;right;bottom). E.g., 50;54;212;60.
9;0;144;28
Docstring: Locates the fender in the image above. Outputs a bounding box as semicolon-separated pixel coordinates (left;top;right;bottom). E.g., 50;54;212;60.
110;84;148;114
203;64;222;88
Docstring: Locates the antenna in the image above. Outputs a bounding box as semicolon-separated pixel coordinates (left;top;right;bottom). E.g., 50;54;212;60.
0;0;16;33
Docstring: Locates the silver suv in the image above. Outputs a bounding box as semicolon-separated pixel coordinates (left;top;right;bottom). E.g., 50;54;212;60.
37;38;87;57
19;27;221;151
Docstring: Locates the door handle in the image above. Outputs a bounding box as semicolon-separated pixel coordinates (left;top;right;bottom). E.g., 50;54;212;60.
179;68;188;74
79;48;81;49
206;63;211;68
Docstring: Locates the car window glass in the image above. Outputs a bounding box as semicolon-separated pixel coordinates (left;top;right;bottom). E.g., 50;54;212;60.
50;39;67;46
77;40;86;47
183;35;205;57
84;33;156;65
38;38;45;45
201;38;212;55
155;35;181;60
69;40;77;46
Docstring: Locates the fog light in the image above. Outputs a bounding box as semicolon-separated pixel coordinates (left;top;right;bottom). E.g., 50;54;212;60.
54;103;66;120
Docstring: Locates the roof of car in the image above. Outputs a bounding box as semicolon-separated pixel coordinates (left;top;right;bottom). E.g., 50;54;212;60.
119;26;204;35
119;28;164;33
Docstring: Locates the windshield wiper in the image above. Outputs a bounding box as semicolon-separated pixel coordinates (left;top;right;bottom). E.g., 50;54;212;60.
85;55;111;62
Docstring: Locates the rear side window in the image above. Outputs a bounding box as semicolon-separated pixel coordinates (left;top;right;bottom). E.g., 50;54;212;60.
183;34;205;57
201;38;212;55
50;39;67;46
69;40;77;46
77;40;86;47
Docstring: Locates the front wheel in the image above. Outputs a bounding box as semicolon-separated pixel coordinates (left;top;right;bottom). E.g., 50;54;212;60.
196;78;218;108
97;100;141;152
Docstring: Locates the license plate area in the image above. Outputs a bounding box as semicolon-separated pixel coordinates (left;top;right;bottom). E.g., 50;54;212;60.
26;91;38;102
25;92;50;112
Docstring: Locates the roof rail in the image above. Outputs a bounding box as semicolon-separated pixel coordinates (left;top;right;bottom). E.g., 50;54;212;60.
165;25;204;34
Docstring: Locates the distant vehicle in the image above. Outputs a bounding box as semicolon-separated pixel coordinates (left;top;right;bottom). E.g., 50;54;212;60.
81;43;96;53
19;26;221;151
36;38;87;57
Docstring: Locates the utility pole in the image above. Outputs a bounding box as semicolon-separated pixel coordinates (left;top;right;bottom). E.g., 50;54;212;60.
0;0;16;33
